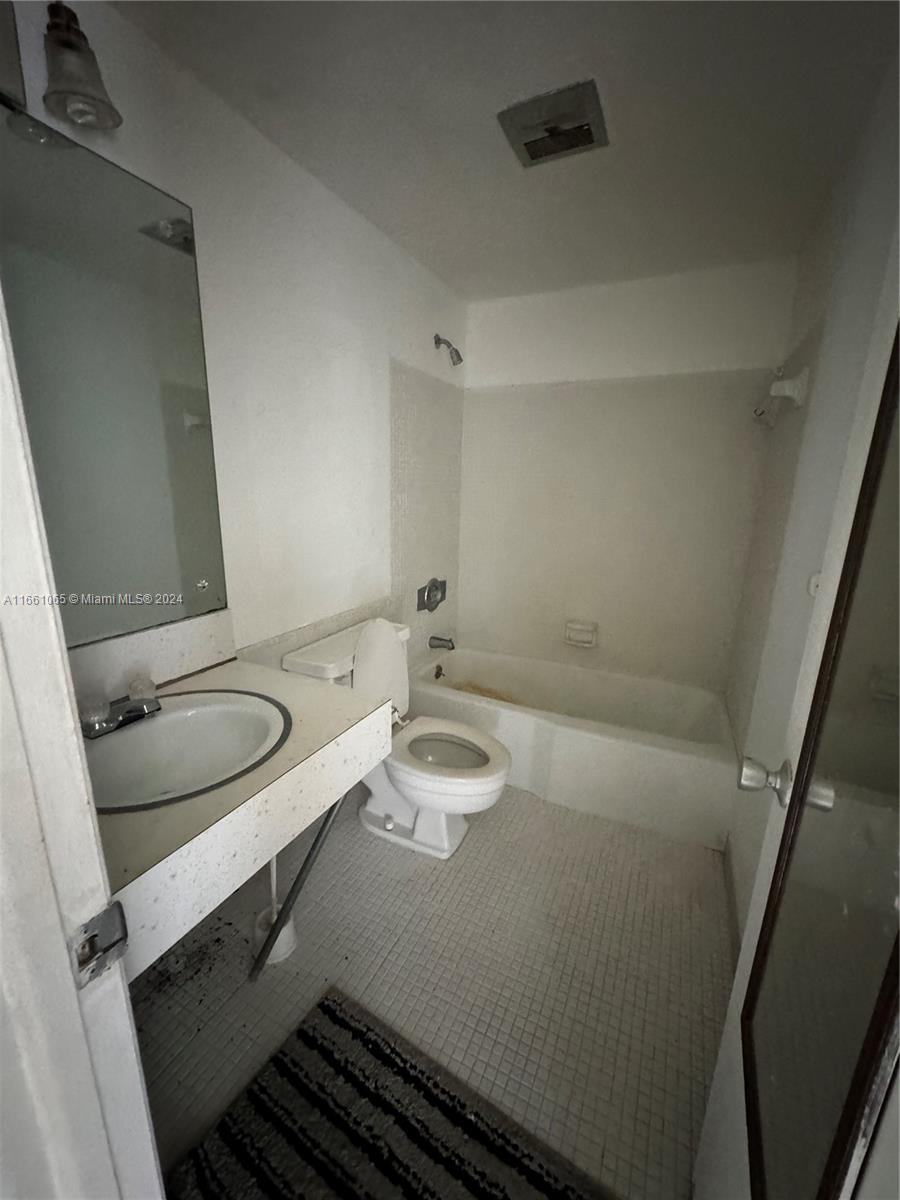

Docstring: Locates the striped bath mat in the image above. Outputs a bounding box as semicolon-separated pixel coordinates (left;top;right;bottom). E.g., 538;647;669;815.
168;990;614;1200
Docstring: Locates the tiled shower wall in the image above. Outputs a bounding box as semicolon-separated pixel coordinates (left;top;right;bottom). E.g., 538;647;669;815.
458;371;770;691
390;359;463;666
240;359;462;670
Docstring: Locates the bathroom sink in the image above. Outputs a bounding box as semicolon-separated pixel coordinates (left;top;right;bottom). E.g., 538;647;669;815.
86;690;291;813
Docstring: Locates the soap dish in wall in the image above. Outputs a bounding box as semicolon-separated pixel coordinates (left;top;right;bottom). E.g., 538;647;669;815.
564;620;598;648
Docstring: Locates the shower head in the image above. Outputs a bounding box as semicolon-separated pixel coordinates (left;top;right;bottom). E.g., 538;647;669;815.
434;333;463;367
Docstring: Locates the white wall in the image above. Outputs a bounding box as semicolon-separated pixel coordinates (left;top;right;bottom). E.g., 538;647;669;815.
723;167;858;764
694;56;898;1200
13;1;465;680
724;327;817;752
465;260;795;390
459;371;769;690
390;360;463;667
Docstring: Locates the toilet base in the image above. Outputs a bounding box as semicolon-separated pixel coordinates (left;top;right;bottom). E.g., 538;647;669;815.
358;800;468;859
359;762;470;858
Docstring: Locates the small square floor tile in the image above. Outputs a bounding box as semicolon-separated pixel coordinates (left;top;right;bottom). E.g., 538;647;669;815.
131;787;734;1200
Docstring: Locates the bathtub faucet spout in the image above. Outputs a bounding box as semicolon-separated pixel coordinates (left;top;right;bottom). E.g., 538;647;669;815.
429;635;455;651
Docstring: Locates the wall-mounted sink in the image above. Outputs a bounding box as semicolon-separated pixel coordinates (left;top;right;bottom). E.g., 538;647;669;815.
86;690;291;813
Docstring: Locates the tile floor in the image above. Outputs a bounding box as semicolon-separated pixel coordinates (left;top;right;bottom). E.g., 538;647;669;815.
131;786;735;1200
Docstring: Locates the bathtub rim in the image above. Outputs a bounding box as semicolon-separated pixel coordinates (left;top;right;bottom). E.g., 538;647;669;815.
410;655;738;762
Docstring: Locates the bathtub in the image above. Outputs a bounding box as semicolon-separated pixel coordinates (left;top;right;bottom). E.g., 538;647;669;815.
408;648;741;849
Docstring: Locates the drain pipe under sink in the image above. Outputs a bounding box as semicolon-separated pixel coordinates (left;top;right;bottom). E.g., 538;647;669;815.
248;793;346;981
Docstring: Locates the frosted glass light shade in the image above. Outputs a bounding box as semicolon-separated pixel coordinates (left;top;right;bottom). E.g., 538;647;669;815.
43;3;121;130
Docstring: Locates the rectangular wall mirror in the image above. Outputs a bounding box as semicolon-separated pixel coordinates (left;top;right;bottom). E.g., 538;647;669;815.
0;109;226;647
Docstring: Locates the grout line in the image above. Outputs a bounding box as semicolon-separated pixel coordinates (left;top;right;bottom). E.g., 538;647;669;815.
132;787;735;1200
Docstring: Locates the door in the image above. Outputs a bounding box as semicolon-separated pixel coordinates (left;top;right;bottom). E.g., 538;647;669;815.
0;295;162;1196
740;338;898;1199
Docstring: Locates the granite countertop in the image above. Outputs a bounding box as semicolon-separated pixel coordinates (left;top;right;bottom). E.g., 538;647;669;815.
97;658;389;892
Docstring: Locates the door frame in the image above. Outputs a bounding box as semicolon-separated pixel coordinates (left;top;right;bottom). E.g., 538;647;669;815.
0;289;163;1196
741;332;899;1200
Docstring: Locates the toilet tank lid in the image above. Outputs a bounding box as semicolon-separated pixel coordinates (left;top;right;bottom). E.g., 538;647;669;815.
282;621;409;680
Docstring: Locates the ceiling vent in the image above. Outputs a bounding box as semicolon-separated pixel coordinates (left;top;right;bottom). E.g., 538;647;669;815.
497;79;609;168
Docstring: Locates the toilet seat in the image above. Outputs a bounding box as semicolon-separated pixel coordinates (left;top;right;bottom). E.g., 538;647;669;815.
385;716;511;812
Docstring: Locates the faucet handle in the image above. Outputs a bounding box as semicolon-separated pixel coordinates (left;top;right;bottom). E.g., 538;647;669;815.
80;694;110;721
79;694;111;735
128;673;157;700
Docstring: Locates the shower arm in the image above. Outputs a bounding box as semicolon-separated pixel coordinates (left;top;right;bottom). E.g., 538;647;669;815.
434;333;463;366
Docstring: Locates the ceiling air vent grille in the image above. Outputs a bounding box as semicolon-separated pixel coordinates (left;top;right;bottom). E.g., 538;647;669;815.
497;80;609;168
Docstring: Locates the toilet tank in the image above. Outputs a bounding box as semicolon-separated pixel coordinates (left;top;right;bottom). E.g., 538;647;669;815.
281;621;410;685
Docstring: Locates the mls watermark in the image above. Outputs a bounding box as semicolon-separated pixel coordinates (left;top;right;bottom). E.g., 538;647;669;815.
3;592;184;607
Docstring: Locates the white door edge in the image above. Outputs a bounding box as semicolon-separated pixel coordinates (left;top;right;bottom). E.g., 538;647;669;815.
1;284;162;1197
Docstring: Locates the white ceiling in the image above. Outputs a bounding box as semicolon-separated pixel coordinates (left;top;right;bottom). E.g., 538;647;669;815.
119;1;897;300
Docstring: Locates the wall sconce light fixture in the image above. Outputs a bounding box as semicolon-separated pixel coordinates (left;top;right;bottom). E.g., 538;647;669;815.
43;2;122;130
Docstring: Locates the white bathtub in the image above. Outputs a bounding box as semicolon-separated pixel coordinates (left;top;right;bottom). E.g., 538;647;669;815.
409;648;741;849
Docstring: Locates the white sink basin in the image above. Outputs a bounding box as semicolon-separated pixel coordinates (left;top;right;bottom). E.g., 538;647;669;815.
86;690;291;813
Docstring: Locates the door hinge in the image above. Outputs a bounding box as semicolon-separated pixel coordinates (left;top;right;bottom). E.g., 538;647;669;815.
69;900;128;988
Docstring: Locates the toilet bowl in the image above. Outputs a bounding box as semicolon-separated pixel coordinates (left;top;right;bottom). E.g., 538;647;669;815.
282;618;511;859
361;715;511;858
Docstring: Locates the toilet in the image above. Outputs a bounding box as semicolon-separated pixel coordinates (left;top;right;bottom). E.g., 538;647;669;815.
282;619;510;859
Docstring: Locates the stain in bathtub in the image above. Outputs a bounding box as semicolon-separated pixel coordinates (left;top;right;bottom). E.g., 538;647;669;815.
457;681;519;705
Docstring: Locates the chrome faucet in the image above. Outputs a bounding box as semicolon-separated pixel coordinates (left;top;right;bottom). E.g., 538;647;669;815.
428;635;455;651
80;680;161;740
